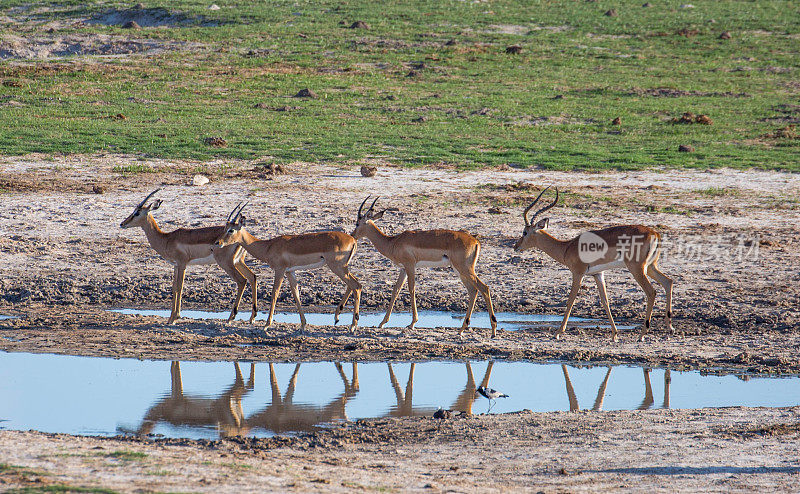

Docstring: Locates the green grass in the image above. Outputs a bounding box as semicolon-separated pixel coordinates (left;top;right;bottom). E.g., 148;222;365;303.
694;186;740;196
106;450;147;461
0;463;49;477
111;163;155;174
1;0;799;170
6;486;120;494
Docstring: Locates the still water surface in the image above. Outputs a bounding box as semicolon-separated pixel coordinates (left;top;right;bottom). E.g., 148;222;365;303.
0;352;797;440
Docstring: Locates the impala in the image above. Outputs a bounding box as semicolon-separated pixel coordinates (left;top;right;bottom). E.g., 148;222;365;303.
120;189;257;324
513;186;674;342
352;197;498;337
213;204;362;332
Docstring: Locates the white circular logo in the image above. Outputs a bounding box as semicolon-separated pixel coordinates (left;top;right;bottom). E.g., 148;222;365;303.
578;232;609;263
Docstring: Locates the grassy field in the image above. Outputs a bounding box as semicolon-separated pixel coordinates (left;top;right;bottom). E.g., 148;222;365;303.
0;0;798;170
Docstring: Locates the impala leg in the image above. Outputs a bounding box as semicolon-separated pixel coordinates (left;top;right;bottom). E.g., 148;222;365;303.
380;269;407;329
458;277;479;337
474;274;497;338
334;288;352;326
629;263;656;342
647;263;676;336
328;263;362;332
593;272;619;342
217;251;248;323
285;272;306;332
235;260;258;323
556;273;583;340
406;268;418;331
168;264;187;324
265;269;286;329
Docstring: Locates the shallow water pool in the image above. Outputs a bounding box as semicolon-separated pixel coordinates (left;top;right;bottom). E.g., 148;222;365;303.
0;352;796;440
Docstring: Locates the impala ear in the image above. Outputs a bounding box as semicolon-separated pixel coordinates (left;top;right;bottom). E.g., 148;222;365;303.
150;199;163;210
535;218;549;230
238;214;246;227
371;209;386;221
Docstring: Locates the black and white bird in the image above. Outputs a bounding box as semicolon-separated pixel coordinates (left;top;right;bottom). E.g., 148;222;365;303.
476;386;509;412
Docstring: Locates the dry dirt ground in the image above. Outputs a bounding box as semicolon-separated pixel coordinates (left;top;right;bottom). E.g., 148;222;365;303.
1;156;800;491
2;407;800;493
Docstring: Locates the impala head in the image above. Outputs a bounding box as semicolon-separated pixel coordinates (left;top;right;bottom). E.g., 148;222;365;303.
514;186;558;252
351;195;386;239
120;189;163;228
214;202;248;248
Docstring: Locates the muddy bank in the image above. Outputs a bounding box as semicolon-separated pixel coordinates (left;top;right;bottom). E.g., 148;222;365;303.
2;406;800;492
0;158;799;372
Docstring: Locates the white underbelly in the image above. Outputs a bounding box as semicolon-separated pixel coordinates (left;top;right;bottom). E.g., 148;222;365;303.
417;257;450;269
188;254;216;266
288;259;326;272
586;260;626;275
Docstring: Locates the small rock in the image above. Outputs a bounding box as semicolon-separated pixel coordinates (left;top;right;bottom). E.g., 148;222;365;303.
445;39;457;46
122;20;140;29
642;2;652;7
349;20;369;29
695;114;713;125
611;117;622;125
360;165;377;177
412;115;427;123
604;9;618;17
553;94;564;100
679;3;694;8
678;144;695;152
433;408;452;420
505;45;523;54
192;174;210;186
92;185;105;194
255;162;285;175
719;31;731;39
203;136;227;147
208;4;220;10
134;3;145;9
293;88;317;98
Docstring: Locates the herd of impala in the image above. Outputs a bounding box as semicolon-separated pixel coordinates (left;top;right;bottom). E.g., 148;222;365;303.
120;186;675;342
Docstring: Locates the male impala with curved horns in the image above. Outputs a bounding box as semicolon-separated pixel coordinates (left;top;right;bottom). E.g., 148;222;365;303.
120;189;257;324
513;186;674;342
214;204;362;332
352;197;498;337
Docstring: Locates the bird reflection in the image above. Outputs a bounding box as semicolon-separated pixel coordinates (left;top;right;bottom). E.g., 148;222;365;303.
450;361;495;416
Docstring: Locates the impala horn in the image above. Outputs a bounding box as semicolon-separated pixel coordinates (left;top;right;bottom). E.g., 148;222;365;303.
529;187;559;225
137;189;161;209
357;195;371;219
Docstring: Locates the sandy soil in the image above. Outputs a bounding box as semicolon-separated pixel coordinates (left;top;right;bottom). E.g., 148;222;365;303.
1;156;800;491
2;407;800;493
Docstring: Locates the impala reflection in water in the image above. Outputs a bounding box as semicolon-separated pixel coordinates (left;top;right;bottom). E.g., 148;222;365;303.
1;352;797;440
